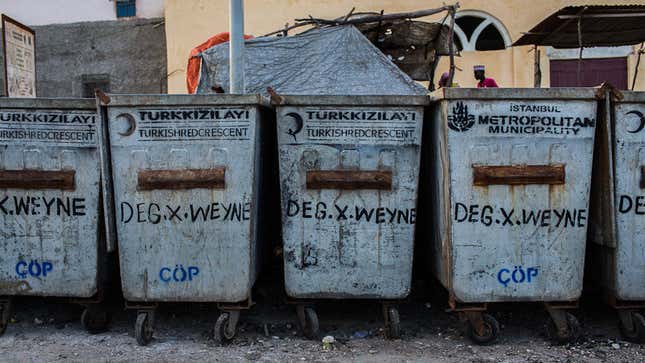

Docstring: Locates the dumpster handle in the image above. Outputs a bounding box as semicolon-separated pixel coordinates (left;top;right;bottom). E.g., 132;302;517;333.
306;170;392;190
641;166;645;189
0;169;75;190
472;164;565;186
137;168;225;190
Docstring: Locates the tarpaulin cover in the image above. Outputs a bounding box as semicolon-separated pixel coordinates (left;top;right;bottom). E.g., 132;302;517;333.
186;32;253;94
196;25;427;96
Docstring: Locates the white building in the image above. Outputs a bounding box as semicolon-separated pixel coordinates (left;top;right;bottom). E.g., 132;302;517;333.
0;0;164;26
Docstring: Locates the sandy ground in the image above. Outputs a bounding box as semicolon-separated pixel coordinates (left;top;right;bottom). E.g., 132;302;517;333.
1;289;644;363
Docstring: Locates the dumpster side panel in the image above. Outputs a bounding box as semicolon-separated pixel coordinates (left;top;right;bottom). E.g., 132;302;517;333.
589;97;616;248
0;107;100;297
248;107;278;285
108;104;259;302
279;105;423;299
427;102;452;289
613;100;645;301
98;103;118;254
587;96;617;296
445;98;596;302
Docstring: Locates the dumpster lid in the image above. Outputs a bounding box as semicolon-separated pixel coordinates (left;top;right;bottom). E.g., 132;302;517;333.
430;88;599;101
273;95;429;107
620;91;645;103
99;94;269;107
0;98;96;110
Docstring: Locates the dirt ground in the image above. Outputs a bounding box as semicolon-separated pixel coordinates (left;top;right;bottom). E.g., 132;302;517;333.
1;287;644;363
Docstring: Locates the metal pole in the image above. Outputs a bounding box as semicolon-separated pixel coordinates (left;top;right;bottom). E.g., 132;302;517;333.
229;0;245;94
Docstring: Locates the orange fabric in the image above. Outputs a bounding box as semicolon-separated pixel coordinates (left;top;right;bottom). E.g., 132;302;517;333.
186;32;253;94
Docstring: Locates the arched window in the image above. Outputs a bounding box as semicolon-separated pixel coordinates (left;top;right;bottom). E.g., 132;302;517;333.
454;10;511;51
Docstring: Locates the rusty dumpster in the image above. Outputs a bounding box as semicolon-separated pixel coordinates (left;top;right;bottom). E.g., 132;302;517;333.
97;94;276;345
589;90;645;343
425;88;599;344
274;95;427;339
0;98;113;336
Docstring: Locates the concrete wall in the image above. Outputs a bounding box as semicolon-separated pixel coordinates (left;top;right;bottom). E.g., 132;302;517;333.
0;0;164;26
25;17;167;97
164;0;645;93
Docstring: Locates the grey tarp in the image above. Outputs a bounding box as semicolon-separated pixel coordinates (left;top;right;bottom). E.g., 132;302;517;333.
196;25;427;96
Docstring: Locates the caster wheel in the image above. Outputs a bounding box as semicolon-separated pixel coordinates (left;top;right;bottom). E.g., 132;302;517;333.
467;313;499;345
135;312;154;346
619;312;645;343
81;307;110;334
384;307;401;339
297;306;319;340
214;312;237;345
0;301;10;336
546;312;580;344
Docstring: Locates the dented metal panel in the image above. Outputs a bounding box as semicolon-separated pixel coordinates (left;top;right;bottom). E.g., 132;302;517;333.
428;88;598;303
99;94;269;303
277;96;426;299
611;92;645;301
0;98;101;297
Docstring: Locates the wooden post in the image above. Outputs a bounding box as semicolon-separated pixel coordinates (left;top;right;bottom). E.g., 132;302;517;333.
447;6;457;87
632;42;644;91
533;45;541;88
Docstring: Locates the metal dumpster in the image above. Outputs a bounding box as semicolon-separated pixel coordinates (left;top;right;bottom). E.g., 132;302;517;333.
0;98;112;336
589;89;645;342
426;88;599;344
97;94;275;345
274;95;427;339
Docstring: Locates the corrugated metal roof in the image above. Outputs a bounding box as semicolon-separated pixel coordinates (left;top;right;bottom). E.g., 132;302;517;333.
514;5;645;48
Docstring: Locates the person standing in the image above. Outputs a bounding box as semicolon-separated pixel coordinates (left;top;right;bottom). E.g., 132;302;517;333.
474;65;498;88
438;72;450;88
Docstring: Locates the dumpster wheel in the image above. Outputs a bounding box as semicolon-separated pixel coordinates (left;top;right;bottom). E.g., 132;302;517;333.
296;305;319;339
81;306;110;334
0;299;11;336
465;312;499;345
618;311;645;343
135;311;154;346
545;311;580;344
214;311;239;345
383;306;401;339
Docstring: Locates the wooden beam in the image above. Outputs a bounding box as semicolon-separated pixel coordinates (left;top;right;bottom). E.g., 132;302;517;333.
263;4;458;37
541;6;588;45
295;6;456;25
558;12;645;19
0;170;75;190
138;168;225;191
306;170;392;190
472;165;565;186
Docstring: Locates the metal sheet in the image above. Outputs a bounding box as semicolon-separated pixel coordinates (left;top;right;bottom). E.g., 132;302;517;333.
0;98;101;298
429;90;597;303
100;95;268;303
277;96;425;299
513;5;645;48
612;93;645;300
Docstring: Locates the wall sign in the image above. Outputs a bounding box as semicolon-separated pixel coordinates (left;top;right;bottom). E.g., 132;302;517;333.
2;15;36;98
